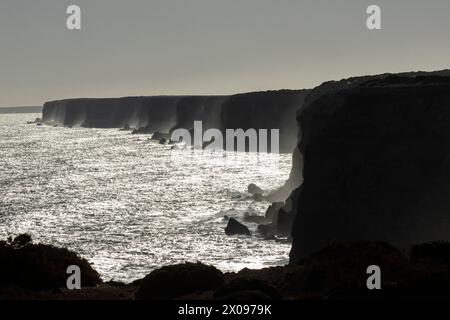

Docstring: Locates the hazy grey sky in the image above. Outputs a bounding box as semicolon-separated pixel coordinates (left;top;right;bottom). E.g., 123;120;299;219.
0;0;449;107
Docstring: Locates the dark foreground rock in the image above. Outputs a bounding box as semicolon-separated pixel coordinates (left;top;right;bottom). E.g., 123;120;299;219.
225;218;251;236
135;262;224;300
4;240;450;300
213;278;282;300
0;234;101;291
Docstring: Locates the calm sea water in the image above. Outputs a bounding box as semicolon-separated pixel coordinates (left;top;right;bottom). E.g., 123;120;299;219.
0;113;292;282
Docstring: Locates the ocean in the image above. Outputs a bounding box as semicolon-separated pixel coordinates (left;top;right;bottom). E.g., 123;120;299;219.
0;113;292;282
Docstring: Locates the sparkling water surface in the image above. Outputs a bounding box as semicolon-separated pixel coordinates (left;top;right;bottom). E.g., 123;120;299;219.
0;113;291;282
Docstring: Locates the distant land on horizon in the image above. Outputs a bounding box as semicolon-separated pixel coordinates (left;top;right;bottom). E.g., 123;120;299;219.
0;106;42;114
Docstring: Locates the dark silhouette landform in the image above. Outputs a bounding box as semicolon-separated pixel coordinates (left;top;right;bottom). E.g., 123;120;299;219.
3;235;450;300
42;90;310;153
288;70;450;263
5;70;450;300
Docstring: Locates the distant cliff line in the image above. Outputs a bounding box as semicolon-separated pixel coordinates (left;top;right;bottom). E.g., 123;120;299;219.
42;90;311;154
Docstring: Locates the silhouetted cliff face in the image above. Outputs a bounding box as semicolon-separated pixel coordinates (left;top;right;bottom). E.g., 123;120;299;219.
168;96;227;133
43;97;182;131
42;90;310;153
289;70;450;264
221;90;309;152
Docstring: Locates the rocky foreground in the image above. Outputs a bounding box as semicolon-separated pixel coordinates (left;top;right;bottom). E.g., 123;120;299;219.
2;234;450;300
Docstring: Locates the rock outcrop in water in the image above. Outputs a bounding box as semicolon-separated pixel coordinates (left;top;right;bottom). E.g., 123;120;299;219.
289;70;450;263
42;90;310;153
225;218;251;236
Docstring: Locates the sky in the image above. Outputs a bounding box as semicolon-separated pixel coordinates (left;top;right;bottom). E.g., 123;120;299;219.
0;0;449;107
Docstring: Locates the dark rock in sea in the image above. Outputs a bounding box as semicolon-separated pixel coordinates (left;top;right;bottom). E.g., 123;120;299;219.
135;262;224;300
0;234;101;290
248;183;263;195
255;197;295;238
27;118;41;124
214;278;281;300
274;187;301;237
225;218;251;236
289;70;450;263
158;138;167;145
257;224;276;239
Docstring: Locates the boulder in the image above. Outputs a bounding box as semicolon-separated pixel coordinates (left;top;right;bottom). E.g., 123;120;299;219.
0;234;101;290
225;218;251;236
248;183;264;195
135;262;224;300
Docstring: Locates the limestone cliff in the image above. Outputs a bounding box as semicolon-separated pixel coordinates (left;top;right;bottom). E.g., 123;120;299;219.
289;70;450;263
42;90;310;153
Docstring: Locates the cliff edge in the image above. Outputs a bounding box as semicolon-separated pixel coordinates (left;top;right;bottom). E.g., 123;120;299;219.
290;70;450;263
